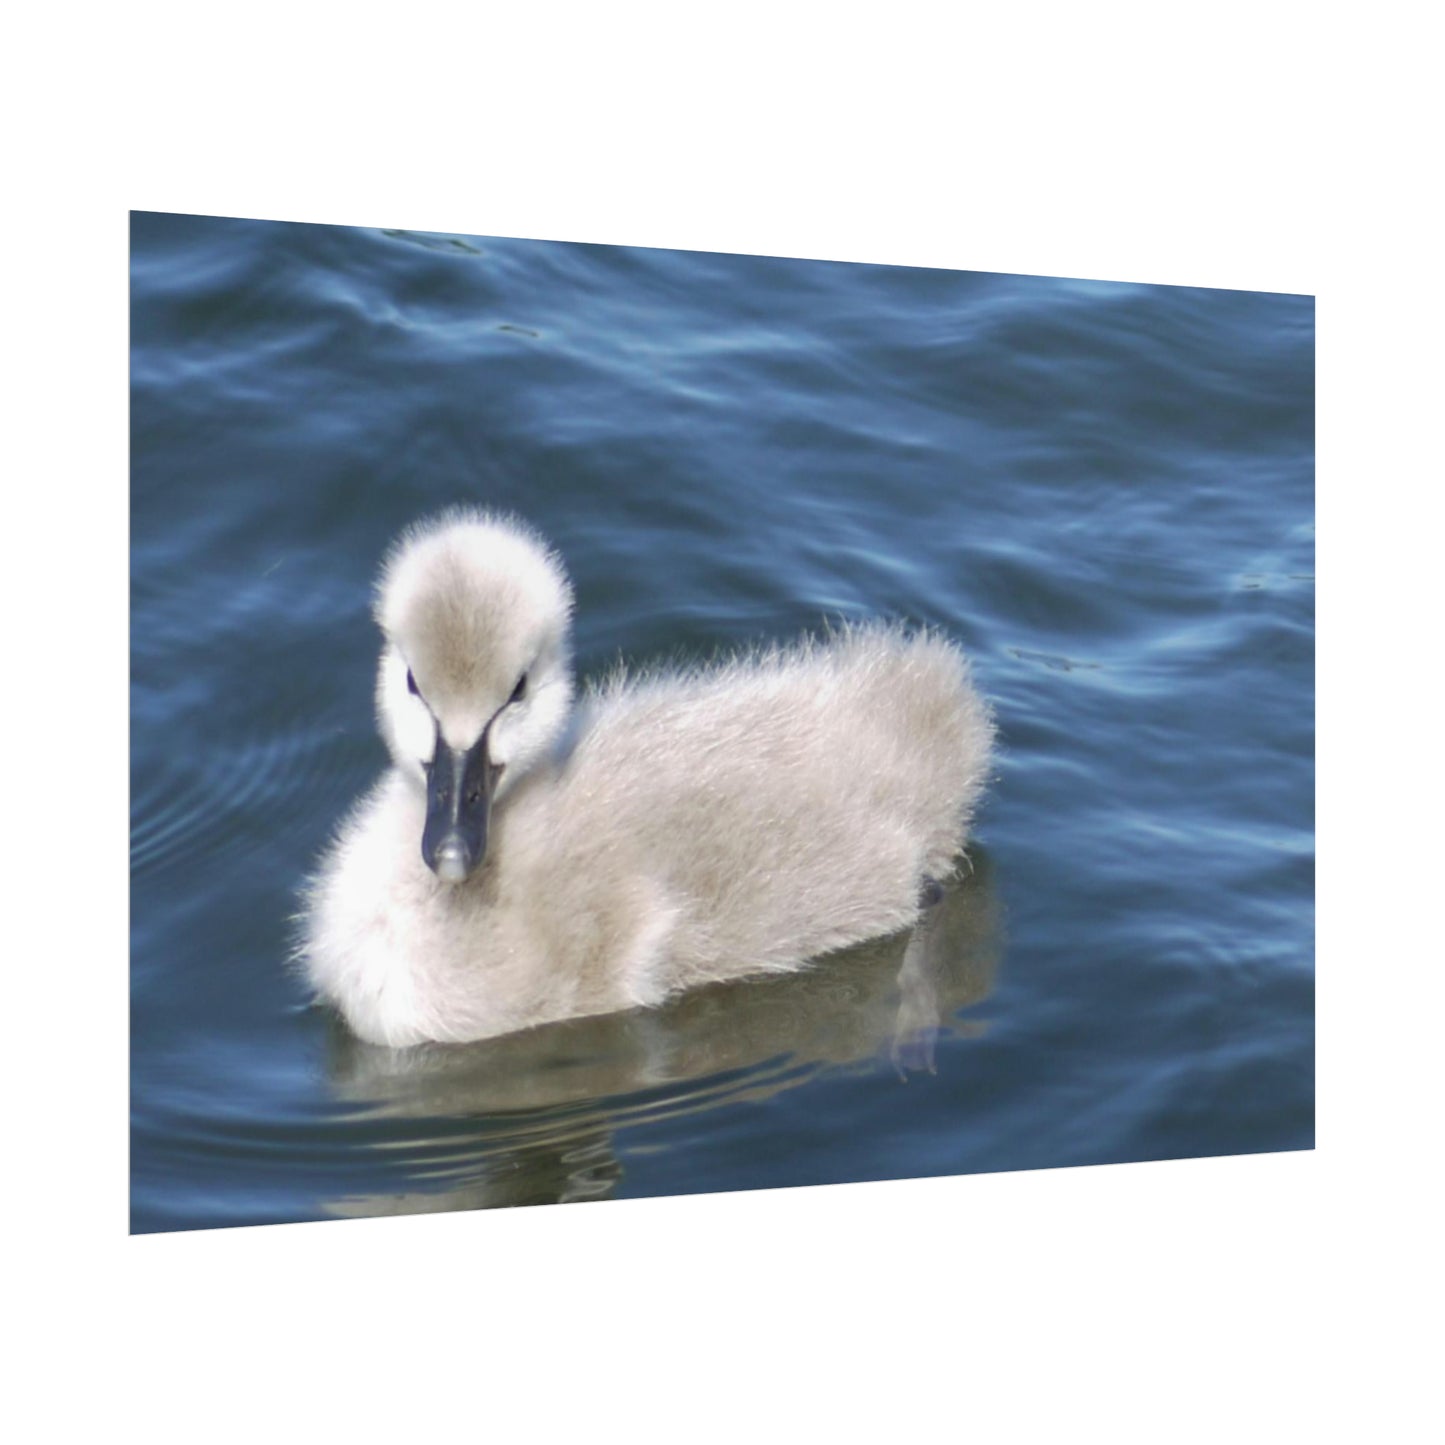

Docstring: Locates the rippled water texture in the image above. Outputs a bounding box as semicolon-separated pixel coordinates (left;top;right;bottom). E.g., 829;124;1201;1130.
130;214;1314;1232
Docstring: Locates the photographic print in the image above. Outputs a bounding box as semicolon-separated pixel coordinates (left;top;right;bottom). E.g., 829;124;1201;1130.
130;212;1313;1231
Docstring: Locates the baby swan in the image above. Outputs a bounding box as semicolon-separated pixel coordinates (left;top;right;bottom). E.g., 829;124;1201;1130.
300;510;994;1047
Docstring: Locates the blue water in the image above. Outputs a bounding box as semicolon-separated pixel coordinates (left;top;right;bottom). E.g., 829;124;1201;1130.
130;212;1313;1232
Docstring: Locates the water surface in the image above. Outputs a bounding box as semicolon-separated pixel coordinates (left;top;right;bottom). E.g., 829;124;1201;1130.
130;213;1313;1231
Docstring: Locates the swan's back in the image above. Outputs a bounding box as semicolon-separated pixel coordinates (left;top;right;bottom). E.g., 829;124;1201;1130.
516;622;993;994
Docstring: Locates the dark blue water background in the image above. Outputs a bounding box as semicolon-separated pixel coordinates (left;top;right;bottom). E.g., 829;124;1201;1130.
130;212;1313;1232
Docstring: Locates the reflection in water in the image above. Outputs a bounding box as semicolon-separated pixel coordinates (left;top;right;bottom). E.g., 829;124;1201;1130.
323;849;1001;1218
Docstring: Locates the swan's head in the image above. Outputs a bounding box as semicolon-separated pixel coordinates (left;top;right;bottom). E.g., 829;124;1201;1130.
373;510;575;884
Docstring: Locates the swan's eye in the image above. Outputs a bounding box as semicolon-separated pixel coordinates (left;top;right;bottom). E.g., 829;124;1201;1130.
509;672;528;705
407;669;420;697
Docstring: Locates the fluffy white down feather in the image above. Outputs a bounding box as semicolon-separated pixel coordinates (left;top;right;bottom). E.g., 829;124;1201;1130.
299;510;995;1046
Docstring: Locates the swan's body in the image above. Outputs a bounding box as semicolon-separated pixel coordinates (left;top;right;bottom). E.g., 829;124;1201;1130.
300;511;994;1047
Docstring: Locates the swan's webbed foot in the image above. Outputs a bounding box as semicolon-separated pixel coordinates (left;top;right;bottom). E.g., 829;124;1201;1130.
890;1022;939;1077
890;912;942;1077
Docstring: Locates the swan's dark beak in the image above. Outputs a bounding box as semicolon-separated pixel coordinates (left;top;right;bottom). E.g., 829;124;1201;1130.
422;726;501;884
